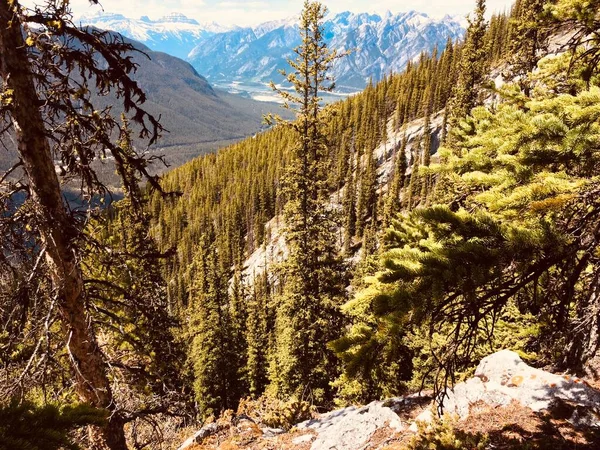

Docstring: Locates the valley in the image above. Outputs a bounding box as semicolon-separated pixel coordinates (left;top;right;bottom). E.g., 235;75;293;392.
80;10;466;95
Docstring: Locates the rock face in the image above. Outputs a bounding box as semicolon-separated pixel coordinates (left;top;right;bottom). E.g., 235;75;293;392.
444;350;600;427
242;112;444;284
188;11;465;92
297;400;404;450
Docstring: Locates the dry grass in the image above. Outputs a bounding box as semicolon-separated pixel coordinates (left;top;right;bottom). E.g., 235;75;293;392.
456;400;600;449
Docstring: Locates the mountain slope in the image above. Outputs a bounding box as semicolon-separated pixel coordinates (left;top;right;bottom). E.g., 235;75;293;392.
188;11;465;92
0;31;281;176
78;12;231;59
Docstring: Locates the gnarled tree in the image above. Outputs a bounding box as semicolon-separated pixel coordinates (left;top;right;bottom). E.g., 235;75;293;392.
0;1;173;448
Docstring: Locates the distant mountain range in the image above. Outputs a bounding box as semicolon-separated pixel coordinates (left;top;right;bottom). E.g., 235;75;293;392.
77;12;233;59
79;11;466;93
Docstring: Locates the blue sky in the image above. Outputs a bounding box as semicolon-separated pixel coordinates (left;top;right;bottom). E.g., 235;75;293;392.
64;0;515;25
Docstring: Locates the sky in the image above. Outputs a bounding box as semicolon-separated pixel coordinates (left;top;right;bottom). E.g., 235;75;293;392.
60;0;516;26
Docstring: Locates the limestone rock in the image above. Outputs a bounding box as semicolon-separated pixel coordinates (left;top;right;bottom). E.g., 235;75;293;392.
292;434;315;445
177;423;218;450
297;400;404;450
444;350;600;427
408;409;434;433
261;426;285;437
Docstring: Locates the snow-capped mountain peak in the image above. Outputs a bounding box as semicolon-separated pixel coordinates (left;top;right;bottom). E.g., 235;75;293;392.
78;10;465;93
186;11;465;92
77;11;232;59
156;12;200;25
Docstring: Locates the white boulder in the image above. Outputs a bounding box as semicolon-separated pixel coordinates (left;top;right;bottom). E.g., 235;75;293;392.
444;350;600;427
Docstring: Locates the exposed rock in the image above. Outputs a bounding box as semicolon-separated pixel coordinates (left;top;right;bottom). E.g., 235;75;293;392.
261;426;286;437
292;434;315;445
178;352;600;449
297;400;404;450
241;111;444;285
444;350;600;428
408;409;434;433
177;423;218;450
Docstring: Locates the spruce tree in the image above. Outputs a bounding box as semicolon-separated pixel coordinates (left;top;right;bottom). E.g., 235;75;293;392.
267;0;347;402
246;272;271;397
419;110;433;203
506;0;547;94
188;228;243;417
382;133;408;227
450;0;489;123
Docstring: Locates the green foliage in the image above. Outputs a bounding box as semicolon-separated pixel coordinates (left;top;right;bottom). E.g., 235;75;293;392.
267;1;348;402
86;120;188;413
408;301;540;390
143;0;519;412
187;227;247;418
407;414;489;450
237;395;312;430
506;0;548;94
337;27;600;392
549;0;600;86
451;0;489;122
0;401;106;450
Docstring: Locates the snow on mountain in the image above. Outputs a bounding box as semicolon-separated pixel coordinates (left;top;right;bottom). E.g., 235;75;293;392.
77;12;233;60
78;10;465;93
188;11;465;92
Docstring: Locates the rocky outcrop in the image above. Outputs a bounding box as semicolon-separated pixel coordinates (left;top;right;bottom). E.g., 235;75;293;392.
177;423;219;450
178;351;600;449
241;111;444;284
444;350;600;428
296;400;405;450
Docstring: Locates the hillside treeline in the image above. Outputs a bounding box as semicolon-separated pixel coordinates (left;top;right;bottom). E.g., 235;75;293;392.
145;0;582;417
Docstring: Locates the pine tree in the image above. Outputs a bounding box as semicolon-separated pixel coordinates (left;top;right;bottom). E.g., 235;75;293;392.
246;272;271;397
450;0;489;122
0;401;107;450
382;133;408;227
343;157;358;254
187;227;244;417
335;70;600;397
267;0;347;402
356;147;378;237
406;136;422;209
419;109;433;203
506;0;547;94
86;119;188;413
0;2;168;446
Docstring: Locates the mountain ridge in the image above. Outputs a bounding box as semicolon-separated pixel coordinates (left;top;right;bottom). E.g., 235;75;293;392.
79;10;465;93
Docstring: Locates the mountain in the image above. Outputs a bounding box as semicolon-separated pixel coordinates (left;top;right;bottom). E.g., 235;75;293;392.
0;31;283;178
78;11;465;94
188;11;466;92
77;12;232;60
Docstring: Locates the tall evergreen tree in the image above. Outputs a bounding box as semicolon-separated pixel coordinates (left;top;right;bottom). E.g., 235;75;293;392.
0;1;168;446
506;0;547;94
188;228;230;418
382;133;408;227
450;0;489;123
267;0;347;402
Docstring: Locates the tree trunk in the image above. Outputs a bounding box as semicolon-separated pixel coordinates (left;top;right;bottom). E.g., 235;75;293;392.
0;2;127;449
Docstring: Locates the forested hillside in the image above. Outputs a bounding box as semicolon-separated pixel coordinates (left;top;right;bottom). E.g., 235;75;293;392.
3;0;600;448
147;0;525;414
0;31;277;179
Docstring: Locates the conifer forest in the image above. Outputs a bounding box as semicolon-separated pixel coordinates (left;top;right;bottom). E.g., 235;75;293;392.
2;0;600;448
